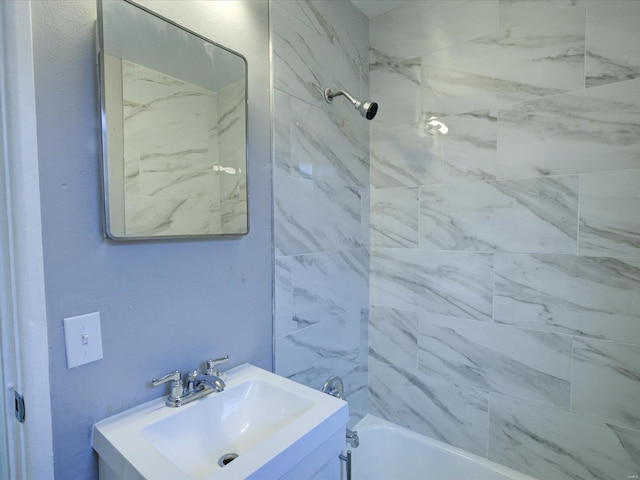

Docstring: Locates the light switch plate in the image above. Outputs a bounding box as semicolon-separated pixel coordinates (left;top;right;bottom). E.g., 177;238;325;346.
63;312;103;368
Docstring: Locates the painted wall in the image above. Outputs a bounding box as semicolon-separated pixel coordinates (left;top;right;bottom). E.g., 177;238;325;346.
30;1;272;478
271;0;370;425
368;1;640;479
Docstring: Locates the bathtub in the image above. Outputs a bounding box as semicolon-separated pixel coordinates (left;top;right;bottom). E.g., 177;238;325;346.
348;415;538;480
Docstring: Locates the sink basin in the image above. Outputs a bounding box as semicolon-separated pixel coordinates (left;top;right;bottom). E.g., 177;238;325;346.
140;379;313;477
93;364;348;480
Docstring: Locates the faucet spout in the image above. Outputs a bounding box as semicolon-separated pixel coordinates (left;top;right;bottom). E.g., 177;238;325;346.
198;374;225;392
152;355;229;408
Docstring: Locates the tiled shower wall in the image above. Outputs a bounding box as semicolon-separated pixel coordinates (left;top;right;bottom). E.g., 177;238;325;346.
271;0;370;423
369;1;640;479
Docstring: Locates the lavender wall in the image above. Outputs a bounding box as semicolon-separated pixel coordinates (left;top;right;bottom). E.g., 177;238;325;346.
30;1;271;478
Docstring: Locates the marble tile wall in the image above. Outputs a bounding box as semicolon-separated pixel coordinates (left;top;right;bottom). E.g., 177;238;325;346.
218;80;248;233
368;1;640;479
122;61;247;235
271;0;370;424
122;60;221;236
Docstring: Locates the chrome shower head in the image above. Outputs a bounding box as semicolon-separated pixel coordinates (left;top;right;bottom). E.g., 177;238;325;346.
324;88;378;120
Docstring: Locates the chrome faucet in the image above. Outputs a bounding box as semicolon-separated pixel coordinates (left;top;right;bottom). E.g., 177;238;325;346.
346;428;359;448
152;355;229;408
200;355;229;391
321;375;359;449
151;370;184;405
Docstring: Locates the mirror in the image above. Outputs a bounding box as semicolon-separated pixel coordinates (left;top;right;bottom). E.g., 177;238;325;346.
97;0;248;240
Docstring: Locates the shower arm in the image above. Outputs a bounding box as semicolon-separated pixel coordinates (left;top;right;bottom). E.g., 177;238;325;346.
325;89;358;105
324;87;378;120
324;88;362;108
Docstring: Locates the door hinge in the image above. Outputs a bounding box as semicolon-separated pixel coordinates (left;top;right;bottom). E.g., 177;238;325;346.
13;389;25;423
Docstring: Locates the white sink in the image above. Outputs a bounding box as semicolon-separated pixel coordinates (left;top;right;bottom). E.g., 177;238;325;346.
93;364;348;480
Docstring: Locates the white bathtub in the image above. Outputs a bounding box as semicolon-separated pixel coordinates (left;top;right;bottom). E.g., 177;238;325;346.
348;415;538;480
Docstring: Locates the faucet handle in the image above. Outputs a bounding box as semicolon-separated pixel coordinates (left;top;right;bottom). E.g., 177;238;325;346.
186;370;199;394
152;370;181;386
205;354;229;376
152;370;183;400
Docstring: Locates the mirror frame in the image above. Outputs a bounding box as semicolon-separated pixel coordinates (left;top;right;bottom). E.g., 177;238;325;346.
97;0;249;240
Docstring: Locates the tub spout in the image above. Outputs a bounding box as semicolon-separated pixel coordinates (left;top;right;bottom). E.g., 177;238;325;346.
321;375;345;400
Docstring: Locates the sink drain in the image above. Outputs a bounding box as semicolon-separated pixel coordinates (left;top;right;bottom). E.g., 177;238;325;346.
218;453;239;467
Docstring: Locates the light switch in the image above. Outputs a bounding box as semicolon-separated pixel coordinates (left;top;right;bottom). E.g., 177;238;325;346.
63;312;103;368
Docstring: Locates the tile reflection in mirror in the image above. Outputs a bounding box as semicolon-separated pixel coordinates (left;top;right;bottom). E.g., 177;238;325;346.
98;0;248;239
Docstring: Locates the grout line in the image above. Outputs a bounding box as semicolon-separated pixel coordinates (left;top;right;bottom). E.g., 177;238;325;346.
486;392;492;460
569;336;575;414
576;173;582;256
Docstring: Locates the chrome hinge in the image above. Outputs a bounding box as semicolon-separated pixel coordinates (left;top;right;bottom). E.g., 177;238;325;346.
13;389;25;423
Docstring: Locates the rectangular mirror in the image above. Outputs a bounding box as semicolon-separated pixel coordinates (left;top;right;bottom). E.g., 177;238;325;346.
97;0;248;240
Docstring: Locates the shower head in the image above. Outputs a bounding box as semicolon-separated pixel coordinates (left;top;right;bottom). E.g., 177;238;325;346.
324;88;378;120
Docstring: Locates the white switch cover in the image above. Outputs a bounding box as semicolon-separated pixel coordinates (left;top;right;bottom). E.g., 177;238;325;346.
63;312;103;368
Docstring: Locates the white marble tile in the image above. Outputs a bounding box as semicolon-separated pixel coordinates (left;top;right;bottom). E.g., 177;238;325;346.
497;78;640;179
586;0;640;87
220;170;247;234
123;63;214;158
370;58;422;126
275;0;369;90
274;175;365;256
359;306;369;366
370;121;435;188
273;89;292;176
123;148;140;195
120;60;238;235
123;66;213;160
370;0;499;62
291;249;368;330
572;338;640;430
369;306;418;373
489;394;640;480
419;314;572;409
370;249;494;321
419;176;579;253
370;187;419;248
272;3;361;121
579;169;640;257
422;6;585;116
343;363;368;427
429;110;498;183
423;6;585;90
499;0;585;29
369;354;489;456
494;254;640;344
274;257;295;338
275;316;360;389
122;60;199;106
139;165;218;199
371;111;498;188
422;65;565;118
216;80;245;165
216;81;247;234
360;186;370;248
208;198;221;234
289;96;368;188
123;195;210;237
